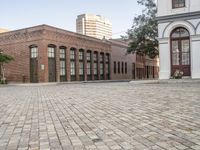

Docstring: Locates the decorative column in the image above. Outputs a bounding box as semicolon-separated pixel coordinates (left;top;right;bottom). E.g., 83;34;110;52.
191;36;200;79
158;38;171;79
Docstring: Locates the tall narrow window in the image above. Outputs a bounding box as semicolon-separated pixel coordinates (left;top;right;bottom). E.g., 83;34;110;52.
114;62;116;74
30;46;38;83
48;45;56;82
171;27;190;76
125;62;127;74
48;47;55;58
70;48;76;81
118;62;120;74
100;53;104;80
172;0;185;9
59;48;66;82
121;62;124;74
79;50;84;81
106;54;110;80
31;47;38;58
87;51;92;80
93;52;98;80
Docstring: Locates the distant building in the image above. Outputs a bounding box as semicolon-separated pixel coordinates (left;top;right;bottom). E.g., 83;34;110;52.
0;25;159;83
110;39;136;80
76;14;112;39
157;0;200;79
0;28;9;33
110;39;159;80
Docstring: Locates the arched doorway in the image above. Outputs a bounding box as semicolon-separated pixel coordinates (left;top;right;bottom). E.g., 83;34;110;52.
170;27;191;76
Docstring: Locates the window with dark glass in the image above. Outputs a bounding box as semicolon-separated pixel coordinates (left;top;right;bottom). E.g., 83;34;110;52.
172;0;185;8
125;62;127;74
114;62;116;74
118;62;120;74
122;62;124;74
31;47;38;58
48;47;55;58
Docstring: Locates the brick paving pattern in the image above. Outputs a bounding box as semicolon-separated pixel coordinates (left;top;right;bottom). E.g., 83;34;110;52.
0;82;200;150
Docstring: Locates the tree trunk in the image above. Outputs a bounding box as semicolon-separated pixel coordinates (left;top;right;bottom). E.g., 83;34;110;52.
0;63;6;84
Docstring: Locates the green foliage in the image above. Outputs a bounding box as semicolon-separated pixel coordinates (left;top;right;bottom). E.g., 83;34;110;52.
126;0;158;58
0;52;14;84
0;53;14;63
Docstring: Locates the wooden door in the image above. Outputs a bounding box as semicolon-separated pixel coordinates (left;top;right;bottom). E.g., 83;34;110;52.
48;58;56;82
30;58;38;83
171;39;190;76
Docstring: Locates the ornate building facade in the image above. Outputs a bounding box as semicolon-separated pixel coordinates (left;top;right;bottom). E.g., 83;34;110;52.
157;0;200;79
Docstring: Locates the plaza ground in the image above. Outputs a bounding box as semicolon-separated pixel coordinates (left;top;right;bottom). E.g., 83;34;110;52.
0;82;200;150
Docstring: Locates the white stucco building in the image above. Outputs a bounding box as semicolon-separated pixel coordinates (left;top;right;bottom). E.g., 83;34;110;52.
157;0;200;79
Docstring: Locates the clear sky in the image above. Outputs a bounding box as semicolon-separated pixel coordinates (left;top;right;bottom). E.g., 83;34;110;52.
0;0;142;38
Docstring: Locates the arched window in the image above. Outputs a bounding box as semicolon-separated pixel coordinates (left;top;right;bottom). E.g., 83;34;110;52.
171;27;189;38
172;0;185;9
30;45;38;58
170;27;190;76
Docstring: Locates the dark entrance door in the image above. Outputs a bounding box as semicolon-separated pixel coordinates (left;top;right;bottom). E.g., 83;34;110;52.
48;46;56;82
48;58;56;82
30;46;38;83
30;59;38;83
171;27;191;76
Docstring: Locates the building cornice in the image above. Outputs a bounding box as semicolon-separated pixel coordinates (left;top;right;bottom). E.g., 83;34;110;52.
156;11;200;23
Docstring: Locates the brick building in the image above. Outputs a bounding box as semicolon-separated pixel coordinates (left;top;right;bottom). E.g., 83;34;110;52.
0;25;111;83
0;25;159;83
135;55;159;79
110;39;136;80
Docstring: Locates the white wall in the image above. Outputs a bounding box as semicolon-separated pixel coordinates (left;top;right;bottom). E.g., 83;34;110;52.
157;0;200;17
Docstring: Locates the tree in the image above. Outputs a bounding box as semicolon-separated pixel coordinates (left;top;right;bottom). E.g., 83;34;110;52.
0;52;14;84
126;0;158;58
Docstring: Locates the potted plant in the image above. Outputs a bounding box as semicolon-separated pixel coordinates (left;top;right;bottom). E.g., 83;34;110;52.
172;69;184;79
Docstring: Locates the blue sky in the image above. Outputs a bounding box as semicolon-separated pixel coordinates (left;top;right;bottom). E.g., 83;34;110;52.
0;0;142;38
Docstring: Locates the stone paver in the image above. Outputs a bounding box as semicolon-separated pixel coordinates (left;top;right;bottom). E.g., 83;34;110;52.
0;82;200;150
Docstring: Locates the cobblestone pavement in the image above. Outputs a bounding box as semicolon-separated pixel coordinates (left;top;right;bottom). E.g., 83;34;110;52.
0;82;200;150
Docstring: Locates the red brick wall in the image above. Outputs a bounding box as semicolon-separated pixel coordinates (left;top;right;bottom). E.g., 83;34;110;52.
0;25;111;83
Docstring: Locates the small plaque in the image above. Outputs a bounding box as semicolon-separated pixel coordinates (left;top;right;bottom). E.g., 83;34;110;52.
41;64;45;70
